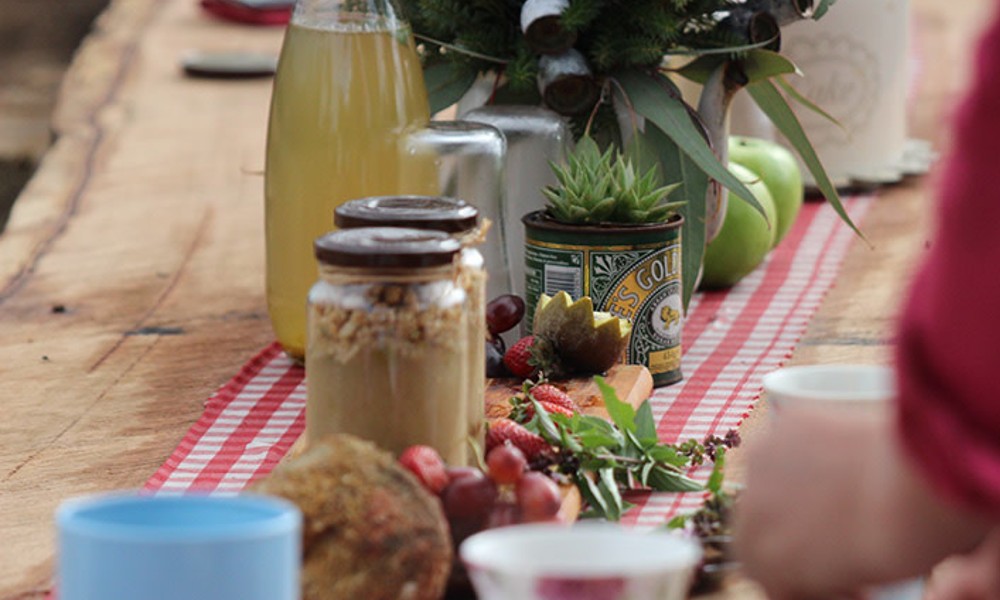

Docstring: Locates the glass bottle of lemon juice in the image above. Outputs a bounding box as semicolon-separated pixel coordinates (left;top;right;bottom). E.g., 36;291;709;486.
265;0;435;359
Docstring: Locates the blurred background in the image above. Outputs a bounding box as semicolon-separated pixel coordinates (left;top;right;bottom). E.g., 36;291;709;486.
0;0;109;231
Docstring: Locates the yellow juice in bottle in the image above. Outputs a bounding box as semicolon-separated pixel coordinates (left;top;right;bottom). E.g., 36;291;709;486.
265;17;436;359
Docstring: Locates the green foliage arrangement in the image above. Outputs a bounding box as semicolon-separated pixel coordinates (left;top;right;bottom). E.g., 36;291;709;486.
404;0;755;103
398;0;849;307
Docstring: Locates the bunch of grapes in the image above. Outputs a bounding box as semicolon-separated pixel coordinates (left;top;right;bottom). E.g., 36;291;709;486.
399;444;564;549
485;294;526;378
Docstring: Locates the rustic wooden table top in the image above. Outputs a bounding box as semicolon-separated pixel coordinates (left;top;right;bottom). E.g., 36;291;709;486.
0;0;990;597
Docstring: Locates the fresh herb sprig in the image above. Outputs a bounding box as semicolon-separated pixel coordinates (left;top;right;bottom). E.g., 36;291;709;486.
514;376;740;520
667;456;740;594
667;448;735;534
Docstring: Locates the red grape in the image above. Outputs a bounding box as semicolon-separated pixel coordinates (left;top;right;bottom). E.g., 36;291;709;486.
485;339;509;378
443;474;498;542
446;466;483;485
486;444;528;485
516;472;562;522
486;502;521;529
486;294;526;335
488;333;506;354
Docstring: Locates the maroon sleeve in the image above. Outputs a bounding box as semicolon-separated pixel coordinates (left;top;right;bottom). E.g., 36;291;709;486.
895;5;1000;514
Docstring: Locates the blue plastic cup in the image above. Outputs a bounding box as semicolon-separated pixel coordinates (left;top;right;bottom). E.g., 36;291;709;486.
56;492;301;600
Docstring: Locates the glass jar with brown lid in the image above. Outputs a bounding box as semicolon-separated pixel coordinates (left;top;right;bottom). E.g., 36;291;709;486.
335;196;487;457
306;227;469;465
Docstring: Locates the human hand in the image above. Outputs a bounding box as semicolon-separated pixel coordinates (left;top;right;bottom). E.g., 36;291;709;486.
923;529;1000;600
733;408;887;599
734;406;990;599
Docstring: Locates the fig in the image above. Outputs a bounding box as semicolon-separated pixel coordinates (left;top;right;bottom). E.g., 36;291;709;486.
532;292;632;374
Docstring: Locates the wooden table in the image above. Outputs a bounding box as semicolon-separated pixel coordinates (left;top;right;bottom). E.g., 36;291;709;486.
0;1;990;597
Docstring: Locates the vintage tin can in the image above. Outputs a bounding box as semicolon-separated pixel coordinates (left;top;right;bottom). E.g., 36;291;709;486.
522;211;684;387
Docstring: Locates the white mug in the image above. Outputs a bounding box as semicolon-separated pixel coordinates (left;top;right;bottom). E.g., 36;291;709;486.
762;363;895;414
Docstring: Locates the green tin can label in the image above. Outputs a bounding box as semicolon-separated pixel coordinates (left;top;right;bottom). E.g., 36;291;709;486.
523;213;683;387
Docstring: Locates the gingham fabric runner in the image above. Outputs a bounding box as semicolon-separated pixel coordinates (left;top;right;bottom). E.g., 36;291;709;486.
146;196;871;524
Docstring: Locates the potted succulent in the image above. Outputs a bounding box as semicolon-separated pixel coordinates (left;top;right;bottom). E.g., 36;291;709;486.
398;0;855;308
522;136;686;387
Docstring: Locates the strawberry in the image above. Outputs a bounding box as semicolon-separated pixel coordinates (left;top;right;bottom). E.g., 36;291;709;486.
510;383;577;422
534;401;576;419
486;418;551;459
503;336;538;379
529;384;576;412
515;398;576;422
398;445;449;495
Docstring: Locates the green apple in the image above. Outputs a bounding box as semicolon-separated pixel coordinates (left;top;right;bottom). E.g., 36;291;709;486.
728;135;803;247
701;163;778;289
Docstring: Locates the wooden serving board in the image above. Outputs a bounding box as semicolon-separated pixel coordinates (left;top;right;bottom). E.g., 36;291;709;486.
485;364;654;422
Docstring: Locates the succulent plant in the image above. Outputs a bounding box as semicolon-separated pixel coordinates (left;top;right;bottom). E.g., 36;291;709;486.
542;136;684;225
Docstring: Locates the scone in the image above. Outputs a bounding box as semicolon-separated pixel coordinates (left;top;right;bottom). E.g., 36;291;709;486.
252;434;452;600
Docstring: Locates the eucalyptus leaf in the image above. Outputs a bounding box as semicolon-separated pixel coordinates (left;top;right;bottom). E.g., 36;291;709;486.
675;55;725;85
814;0;837;20
634;122;707;311
776;75;843;130
747;79;864;240
665;35;781;57
423;62;477;115
678;50;797;86
615;70;759;209
741;50;801;83
623;126;659;174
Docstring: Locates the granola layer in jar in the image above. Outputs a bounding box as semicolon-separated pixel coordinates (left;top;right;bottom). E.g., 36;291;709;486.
335;196;487;454
306;228;469;465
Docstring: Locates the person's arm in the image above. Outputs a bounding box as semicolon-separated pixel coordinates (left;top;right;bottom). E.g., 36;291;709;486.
894;3;1000;516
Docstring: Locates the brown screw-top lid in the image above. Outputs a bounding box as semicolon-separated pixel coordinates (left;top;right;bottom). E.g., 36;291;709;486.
334;196;479;234
314;227;461;268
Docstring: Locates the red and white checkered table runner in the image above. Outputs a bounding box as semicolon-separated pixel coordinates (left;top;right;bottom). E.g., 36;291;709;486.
146;196;871;524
